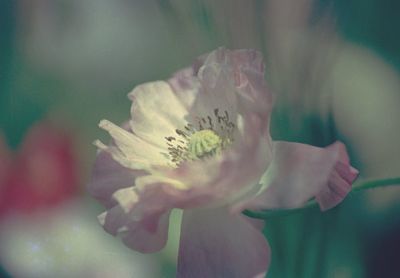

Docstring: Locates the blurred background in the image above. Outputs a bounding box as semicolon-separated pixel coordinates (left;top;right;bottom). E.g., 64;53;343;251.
0;0;399;277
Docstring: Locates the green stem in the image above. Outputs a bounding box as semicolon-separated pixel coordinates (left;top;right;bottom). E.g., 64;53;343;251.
243;177;400;220
351;177;400;192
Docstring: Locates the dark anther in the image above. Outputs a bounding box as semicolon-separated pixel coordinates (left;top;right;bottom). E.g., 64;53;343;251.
207;116;213;129
165;136;176;142
175;129;187;137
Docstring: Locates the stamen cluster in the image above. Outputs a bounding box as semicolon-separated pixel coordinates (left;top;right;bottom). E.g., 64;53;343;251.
164;108;236;166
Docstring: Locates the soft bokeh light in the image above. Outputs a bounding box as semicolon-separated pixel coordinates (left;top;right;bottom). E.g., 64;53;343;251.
0;199;161;278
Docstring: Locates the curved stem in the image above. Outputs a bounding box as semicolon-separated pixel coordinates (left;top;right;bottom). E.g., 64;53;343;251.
243;177;400;220
351;177;400;192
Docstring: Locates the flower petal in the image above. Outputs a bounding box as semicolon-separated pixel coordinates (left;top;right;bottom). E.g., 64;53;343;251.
197;64;238;116
97;120;169;169
177;208;270;278
87;149;139;208
128;81;189;149
316;142;359;210
122;209;171;253
168;67;199;110
98;186;172;253
248;141;358;210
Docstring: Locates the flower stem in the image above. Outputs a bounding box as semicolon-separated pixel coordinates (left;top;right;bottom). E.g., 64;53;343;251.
243;177;400;219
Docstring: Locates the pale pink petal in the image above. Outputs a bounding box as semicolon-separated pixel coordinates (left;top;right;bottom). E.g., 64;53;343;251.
247;141;358;210
87;150;139;208
177;208;270;278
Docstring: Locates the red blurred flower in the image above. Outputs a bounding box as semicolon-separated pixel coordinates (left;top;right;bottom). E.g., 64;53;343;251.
0;122;79;216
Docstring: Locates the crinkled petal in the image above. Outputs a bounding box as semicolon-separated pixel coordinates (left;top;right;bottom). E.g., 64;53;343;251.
169;47;272;137
177;208;270;278
229;49;265;75
88;150;139;208
128;81;189;149
316;143;359;210
247;141;358;210
236;66;273;117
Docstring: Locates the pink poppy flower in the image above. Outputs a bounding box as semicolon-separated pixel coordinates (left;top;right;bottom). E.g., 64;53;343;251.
88;48;358;278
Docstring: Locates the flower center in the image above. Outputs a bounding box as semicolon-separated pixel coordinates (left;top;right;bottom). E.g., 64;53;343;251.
187;129;222;159
164;109;236;167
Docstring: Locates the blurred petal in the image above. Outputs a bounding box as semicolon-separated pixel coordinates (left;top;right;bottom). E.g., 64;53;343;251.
177;208;270;278
248;141;358;210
